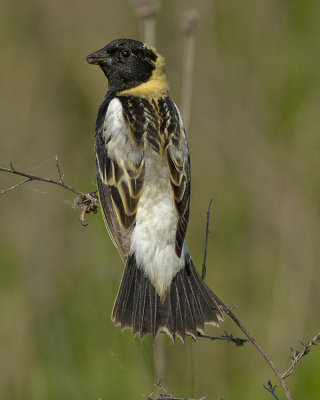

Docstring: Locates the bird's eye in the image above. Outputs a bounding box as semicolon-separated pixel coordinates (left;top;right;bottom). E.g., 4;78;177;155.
121;50;131;59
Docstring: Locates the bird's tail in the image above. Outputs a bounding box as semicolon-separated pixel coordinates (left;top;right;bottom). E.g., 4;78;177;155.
112;254;223;341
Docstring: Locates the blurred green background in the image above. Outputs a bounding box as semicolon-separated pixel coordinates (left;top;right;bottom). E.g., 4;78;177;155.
1;0;320;399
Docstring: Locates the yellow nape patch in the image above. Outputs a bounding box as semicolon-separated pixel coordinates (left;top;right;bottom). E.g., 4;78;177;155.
119;54;169;98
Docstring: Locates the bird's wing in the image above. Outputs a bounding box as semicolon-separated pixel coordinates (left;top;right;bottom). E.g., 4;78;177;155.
95;97;145;263
166;103;191;258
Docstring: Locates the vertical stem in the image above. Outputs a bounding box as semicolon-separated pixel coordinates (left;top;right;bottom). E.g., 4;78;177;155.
141;16;156;46
181;9;199;132
154;334;166;380
181;33;195;131
130;0;158;45
201;198;213;280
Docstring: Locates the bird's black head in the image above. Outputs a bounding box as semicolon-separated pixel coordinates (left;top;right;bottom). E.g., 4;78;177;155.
86;38;168;97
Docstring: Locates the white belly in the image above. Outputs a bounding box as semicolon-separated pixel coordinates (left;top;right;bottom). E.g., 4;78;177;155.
130;151;185;299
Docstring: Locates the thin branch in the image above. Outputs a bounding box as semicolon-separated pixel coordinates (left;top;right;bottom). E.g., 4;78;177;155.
197;331;249;347
0;161;99;225
201;198;213;280
0;162;99;207
146;396;205;400
201;200;293;400
282;332;320;379
55;155;64;183
263;381;280;400
0;178;31;195
145;380;206;400
211;284;293;399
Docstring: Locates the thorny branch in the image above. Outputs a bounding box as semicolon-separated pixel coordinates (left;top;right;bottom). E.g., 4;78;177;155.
0;159;99;225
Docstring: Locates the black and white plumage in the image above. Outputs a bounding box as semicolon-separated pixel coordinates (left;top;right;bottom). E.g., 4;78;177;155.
87;38;223;341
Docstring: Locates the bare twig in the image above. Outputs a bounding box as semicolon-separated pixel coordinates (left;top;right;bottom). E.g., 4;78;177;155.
0;162;98;206
55;155;64;183
211;280;292;399
197;331;249;347
202;200;293;400
201;198;213;280
0;161;99;225
282;332;320;379
0;178;31;195
263;381;280;400
145;380;205;400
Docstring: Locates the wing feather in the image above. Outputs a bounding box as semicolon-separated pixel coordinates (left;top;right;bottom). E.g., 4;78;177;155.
95;98;145;262
165;103;191;258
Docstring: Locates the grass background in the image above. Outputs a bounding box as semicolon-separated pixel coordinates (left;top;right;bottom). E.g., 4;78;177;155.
1;0;320;399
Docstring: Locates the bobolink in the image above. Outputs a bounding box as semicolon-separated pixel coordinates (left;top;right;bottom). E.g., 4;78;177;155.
87;38;223;341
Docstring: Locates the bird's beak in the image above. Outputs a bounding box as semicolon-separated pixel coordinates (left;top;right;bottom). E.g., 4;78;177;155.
86;48;112;66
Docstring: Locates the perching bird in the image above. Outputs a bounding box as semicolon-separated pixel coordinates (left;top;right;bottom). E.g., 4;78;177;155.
86;38;223;341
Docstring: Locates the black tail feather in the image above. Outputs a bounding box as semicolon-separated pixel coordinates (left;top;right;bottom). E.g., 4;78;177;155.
167;286;176;340
112;254;223;341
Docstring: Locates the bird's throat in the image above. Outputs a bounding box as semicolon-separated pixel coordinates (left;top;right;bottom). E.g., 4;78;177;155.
118;55;169;99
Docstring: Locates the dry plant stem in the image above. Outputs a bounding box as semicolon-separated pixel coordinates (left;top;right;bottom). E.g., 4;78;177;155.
0;178;31;195
197;331;249;347
181;9;199;132
147;397;205;400
147;396;205;400
55;154;64;183
211;293;292;400
263;381;280;400
154;334;166;381
282;332;320;379
130;0;158;46
202;200;293;400
141;17;156;46
0;163;99;208
181;34;195;131
201;198;213;280
146;380;205;400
